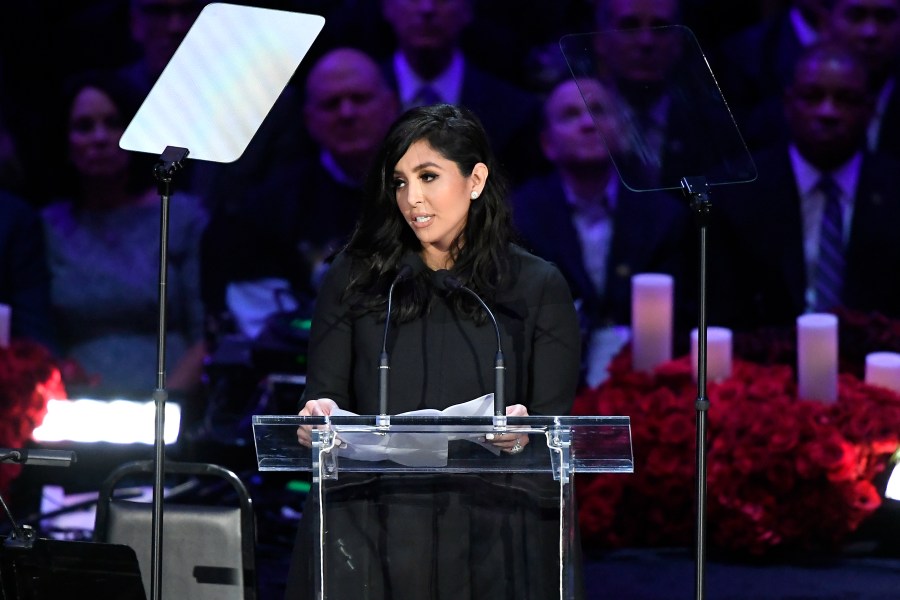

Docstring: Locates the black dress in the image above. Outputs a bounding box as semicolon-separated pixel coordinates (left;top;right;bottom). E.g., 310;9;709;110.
284;246;583;600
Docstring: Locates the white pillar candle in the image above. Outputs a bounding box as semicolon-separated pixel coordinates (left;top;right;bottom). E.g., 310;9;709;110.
797;313;838;403
865;352;900;394
691;327;732;382
631;274;673;372
0;303;10;348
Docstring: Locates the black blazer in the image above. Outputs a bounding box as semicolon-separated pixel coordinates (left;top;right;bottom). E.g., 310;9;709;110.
511;172;694;336
709;146;900;329
303;246;581;415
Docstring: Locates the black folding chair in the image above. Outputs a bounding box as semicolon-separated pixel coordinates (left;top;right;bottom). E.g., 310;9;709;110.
93;460;256;600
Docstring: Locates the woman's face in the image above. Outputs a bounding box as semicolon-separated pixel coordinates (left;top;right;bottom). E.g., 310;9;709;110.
393;139;487;261
68;86;129;179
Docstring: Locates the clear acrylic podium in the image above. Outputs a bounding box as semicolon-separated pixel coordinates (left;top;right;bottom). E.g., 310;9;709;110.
253;415;632;599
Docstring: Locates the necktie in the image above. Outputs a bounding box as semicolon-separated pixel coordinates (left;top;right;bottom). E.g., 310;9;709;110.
410;85;442;108
814;175;845;311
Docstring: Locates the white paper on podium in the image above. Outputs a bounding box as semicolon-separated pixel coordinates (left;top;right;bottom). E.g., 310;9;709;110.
119;3;325;163
329;395;502;467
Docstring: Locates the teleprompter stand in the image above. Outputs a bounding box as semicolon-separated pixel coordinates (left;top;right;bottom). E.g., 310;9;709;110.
118;4;325;598
560;25;757;600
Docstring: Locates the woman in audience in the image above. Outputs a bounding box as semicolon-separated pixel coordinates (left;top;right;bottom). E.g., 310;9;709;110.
42;70;207;400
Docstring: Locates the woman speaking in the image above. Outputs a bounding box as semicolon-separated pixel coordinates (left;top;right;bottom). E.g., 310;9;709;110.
286;104;582;599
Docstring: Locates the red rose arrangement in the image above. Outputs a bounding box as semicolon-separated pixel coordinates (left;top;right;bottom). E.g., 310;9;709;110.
573;332;900;556
0;340;65;499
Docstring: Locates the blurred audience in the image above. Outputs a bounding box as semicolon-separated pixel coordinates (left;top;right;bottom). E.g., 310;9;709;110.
715;0;832;149
709;41;900;329
0;191;56;351
591;0;747;189
512;77;693;385
5;0;900;397
41;71;208;400
201;47;399;340
119;0;208;94
380;0;544;182
0;108;56;350
827;0;900;157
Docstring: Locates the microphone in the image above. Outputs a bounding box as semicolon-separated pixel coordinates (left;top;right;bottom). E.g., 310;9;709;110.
0;448;77;467
0;448;77;548
378;259;418;421
432;270;506;420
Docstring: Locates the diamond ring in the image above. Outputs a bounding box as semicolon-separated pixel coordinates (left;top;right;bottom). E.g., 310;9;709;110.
509;438;523;454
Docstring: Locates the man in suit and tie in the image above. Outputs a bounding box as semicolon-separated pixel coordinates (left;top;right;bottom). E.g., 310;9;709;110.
379;0;542;183
592;0;752;190
714;0;832;150
512;76;693;384
709;41;900;330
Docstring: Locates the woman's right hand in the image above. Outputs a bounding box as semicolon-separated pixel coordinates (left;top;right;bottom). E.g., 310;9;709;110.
296;398;338;447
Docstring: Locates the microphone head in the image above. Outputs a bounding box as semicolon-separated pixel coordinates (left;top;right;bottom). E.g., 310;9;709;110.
432;269;462;292
394;253;426;284
395;263;414;283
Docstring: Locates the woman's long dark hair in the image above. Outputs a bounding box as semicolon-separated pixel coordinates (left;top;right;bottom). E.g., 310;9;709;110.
342;104;513;323
49;69;156;202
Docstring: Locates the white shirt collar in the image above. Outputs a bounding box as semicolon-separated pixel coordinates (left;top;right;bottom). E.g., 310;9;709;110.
789;7;820;47
788;144;861;202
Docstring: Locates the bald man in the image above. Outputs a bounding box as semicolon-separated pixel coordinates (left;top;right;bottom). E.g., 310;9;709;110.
512;77;693;384
201;48;399;341
304;47;401;184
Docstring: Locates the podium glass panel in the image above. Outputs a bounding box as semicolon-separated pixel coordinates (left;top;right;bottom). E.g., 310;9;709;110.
253;415;632;599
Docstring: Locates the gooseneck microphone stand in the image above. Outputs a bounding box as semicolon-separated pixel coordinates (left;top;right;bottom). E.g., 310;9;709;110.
1;449;77;548
681;175;711;600
149;146;189;600
435;271;506;425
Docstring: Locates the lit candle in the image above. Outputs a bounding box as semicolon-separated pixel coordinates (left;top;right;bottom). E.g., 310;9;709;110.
796;313;838;403
691;327;732;382
631;274;673;372
865;352;900;394
0;303;9;348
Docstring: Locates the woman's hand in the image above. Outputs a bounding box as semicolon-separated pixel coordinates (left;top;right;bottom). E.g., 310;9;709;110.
488;403;530;454
296;398;338;447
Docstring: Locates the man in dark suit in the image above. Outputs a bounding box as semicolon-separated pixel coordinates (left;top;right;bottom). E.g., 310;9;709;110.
591;0;754;190
714;0;831;150
379;0;543;183
512;77;693;384
709;41;900;330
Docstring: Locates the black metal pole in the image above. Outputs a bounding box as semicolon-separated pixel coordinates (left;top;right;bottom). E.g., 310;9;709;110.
681;176;710;600
150;146;189;600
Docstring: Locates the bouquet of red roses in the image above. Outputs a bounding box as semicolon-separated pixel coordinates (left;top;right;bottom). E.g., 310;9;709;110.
574;341;900;556
0;341;64;497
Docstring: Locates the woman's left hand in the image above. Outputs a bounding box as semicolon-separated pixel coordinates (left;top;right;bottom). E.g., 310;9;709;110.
488;403;529;454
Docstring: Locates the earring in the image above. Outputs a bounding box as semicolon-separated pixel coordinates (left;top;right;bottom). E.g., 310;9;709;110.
471;191;479;199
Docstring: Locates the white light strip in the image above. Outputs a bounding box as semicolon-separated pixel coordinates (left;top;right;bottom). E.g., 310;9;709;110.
887;462;900;501
32;399;180;444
